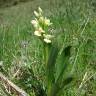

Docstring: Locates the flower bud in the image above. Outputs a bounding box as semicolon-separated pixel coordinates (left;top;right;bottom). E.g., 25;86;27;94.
34;11;39;17
38;7;43;13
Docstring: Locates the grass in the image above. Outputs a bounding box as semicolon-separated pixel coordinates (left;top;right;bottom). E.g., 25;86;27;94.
0;0;96;96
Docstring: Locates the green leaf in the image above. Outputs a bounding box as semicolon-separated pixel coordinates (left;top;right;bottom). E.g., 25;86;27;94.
61;76;73;89
46;44;59;90
49;75;73;96
55;46;72;83
56;75;74;96
47;46;72;96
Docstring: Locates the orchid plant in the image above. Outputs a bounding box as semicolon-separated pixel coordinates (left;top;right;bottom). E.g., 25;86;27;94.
31;7;73;96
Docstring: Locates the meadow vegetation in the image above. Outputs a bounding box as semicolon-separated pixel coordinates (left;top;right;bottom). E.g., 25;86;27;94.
0;0;96;96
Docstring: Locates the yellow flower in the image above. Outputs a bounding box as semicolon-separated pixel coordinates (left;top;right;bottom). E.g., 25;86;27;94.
31;19;38;28
44;38;51;43
38;27;45;33
39;16;44;23
39;17;52;26
43;34;53;38
43;34;53;43
44;18;52;26
34;30;41;36
34;27;45;36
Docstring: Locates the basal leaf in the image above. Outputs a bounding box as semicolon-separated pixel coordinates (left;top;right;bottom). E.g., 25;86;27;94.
46;44;59;89
55;46;72;83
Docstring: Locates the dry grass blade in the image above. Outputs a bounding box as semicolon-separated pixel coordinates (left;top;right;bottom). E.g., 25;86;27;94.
0;72;28;96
